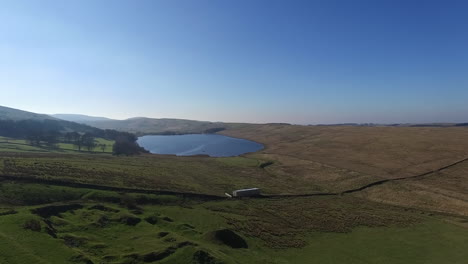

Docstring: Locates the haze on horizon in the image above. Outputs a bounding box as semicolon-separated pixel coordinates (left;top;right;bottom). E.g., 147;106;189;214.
1;0;467;124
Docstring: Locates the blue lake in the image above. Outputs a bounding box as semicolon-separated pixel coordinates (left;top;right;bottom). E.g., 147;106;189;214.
137;134;264;157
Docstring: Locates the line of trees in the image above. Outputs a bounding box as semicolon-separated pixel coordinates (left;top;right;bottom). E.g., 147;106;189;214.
63;132;97;151
0;119;147;155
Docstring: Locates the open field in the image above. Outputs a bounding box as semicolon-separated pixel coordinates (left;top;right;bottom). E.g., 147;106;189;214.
1;124;468;263
0;136;114;154
0;152;311;196
221;124;468;216
222;125;468;183
1;181;467;264
356;159;468;216
2;124;468;214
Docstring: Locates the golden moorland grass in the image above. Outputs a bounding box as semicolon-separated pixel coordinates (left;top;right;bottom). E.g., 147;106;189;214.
222;124;468;215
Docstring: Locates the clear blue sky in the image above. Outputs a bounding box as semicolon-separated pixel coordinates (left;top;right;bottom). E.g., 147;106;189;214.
1;0;467;124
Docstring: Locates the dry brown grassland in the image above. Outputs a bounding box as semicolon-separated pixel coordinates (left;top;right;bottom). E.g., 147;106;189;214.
222;124;468;216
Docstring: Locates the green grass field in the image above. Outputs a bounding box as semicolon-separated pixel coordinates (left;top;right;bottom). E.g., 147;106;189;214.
0;136;114;154
1;173;467;263
1;182;467;264
0;152;319;196
278;222;468;264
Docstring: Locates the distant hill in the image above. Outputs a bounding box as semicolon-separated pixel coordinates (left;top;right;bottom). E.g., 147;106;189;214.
82;117;227;135
52;114;112;123
0;105;56;121
0;105;104;134
1;106;226;135
0;105;147;155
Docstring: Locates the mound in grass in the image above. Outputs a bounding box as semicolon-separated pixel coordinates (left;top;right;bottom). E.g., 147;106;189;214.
88;204;119;213
207;229;248;249
119;214;141;226
144;215;158;225
162;216;174;222
94;215;111;227
31;203;84;218
70;254;94;264
124;241;197;262
62;234;88;248
158;231;169;238
22;218;42;231
193;250;224;264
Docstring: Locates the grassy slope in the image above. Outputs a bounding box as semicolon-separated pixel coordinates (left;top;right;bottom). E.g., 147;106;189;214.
356;159;468;216
221;124;468;216
1;182;467;264
222;124;468;182
0;105;108;135
0;152;319;196
0;105;54;121
82;117;225;134
1;124;468;212
52;114;112;122
281;222;468;264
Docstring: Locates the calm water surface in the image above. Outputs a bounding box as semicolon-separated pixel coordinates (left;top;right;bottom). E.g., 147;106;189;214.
137;134;263;157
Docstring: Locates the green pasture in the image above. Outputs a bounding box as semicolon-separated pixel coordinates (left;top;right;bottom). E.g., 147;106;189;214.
0;136;114;154
0;182;467;264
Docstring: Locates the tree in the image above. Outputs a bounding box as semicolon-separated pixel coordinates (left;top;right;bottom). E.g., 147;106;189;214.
26;131;42;146
43;130;60;148
81;133;96;152
64;132;73;143
70;132;81;143
112;133;147;156
99;144;107;153
26;135;38;146
73;135;83;151
65;132;83;150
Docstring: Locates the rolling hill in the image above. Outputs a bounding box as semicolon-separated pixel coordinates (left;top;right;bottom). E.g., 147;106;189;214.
62;116;227;135
51;114;112;123
2;106;227;135
0;105;55;121
0;105;106;135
